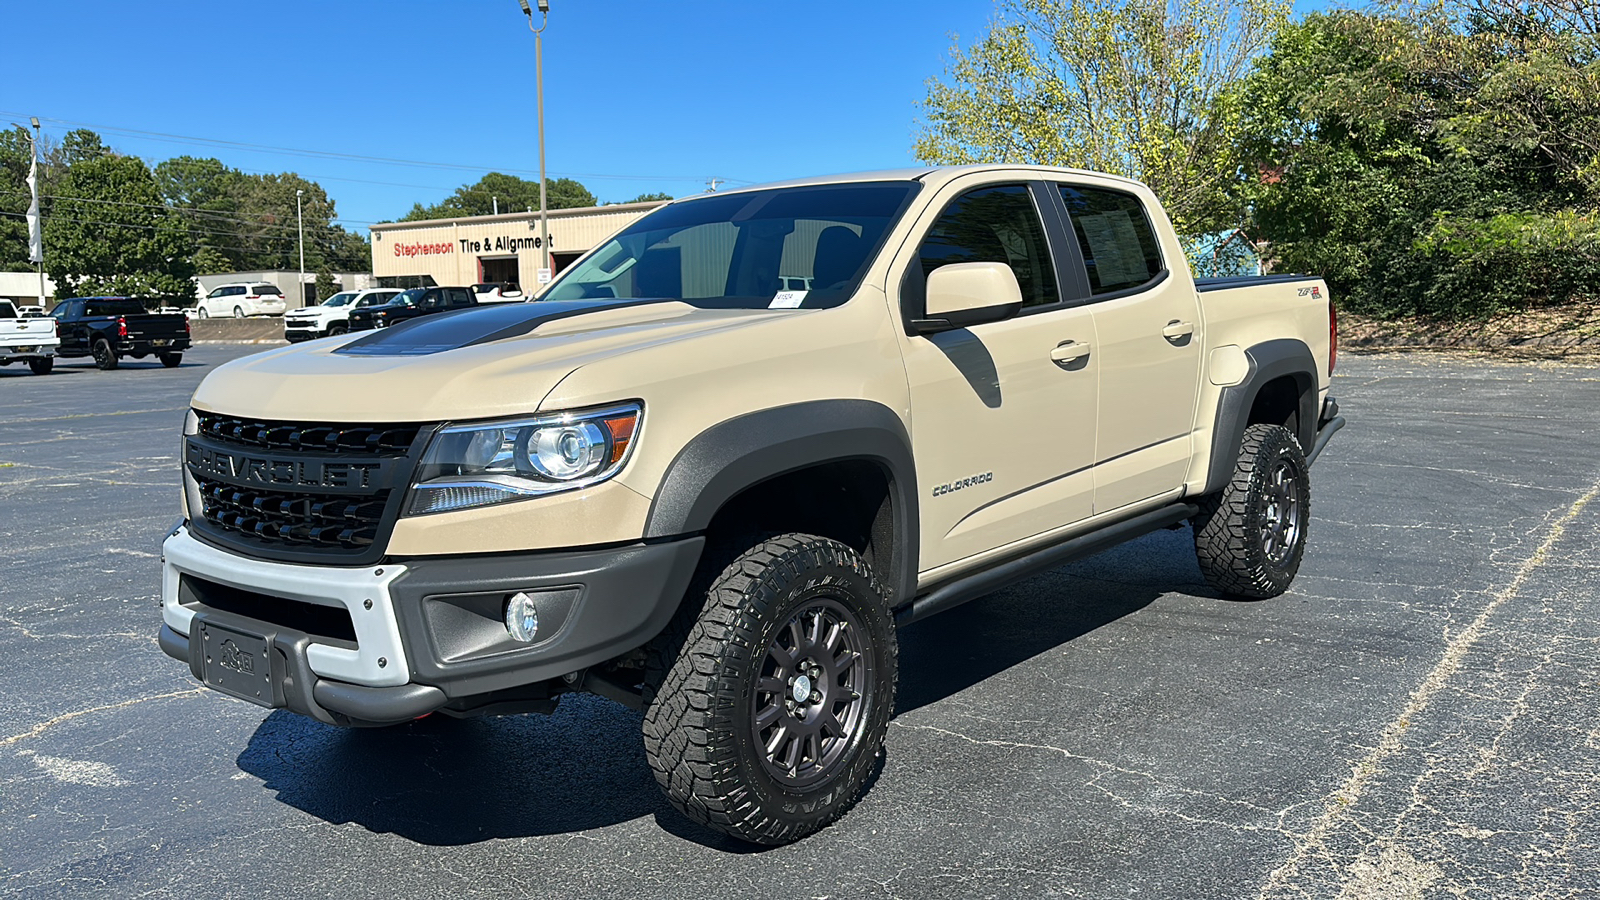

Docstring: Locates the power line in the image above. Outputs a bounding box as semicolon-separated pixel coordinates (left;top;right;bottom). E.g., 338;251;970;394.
2;112;750;186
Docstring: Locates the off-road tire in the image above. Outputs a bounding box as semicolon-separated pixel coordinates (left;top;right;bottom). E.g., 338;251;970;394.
641;533;898;845
92;339;118;371
1193;423;1310;599
159;352;182;368
28;357;52;375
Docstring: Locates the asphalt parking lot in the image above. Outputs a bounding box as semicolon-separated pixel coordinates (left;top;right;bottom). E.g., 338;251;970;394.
3;345;1598;899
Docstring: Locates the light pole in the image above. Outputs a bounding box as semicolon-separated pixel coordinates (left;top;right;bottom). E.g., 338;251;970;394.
295;189;305;308
520;0;551;290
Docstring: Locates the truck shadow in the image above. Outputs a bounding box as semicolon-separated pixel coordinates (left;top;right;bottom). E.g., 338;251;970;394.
236;530;1210;849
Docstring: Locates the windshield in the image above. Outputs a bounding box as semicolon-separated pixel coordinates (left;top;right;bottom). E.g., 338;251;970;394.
388;289;424;307
544;181;919;309
321;292;358;307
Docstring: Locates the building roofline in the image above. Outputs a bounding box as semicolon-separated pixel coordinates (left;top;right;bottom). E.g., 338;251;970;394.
371;199;669;231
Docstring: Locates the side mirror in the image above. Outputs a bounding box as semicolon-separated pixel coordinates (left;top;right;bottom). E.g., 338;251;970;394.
912;262;1024;334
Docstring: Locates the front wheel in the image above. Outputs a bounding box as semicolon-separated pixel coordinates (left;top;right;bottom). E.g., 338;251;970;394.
159;352;182;368
28;357;52;375
92;338;119;371
328;322;347;336
1193;423;1310;599
641;534;897;845
197;307;209;319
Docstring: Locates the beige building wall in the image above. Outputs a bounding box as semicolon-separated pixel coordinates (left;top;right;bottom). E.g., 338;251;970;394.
370;200;666;290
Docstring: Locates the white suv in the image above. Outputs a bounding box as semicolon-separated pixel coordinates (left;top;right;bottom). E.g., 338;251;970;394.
197;283;288;318
282;288;402;342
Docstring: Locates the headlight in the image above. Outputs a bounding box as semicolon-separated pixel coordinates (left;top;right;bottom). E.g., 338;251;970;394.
405;402;641;515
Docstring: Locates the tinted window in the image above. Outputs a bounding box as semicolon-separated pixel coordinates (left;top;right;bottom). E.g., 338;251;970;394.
256;285;283;296
918;185;1058;308
84;299;147;317
206;288;224;299
448;288;472;306
1058;185;1163;294
547;182;918;309
0;303;15;319
227;286;246;296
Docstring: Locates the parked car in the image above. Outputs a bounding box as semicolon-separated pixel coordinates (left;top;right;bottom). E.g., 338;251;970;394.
283;288;402;342
472;282;524;303
52;296;190;369
346;286;475;331
16;304;47;318
196;283;288;319
159;165;1343;846
0;300;58;375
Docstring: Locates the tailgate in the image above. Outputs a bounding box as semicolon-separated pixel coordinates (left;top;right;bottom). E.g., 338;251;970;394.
125;315;189;342
0;319;58;348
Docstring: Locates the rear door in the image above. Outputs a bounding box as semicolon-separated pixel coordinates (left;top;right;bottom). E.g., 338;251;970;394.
1053;182;1202;513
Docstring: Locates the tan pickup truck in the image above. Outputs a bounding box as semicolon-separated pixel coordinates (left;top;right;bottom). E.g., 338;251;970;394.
159;165;1343;844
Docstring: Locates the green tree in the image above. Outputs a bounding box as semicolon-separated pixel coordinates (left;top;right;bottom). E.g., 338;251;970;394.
915;0;1290;232
1234;10;1600;317
401;172;596;220
45;154;196;298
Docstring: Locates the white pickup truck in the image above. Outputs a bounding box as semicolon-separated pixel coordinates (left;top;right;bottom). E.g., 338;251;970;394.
0;300;58;375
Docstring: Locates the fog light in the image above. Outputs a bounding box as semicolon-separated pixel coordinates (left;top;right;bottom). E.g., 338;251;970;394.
505;592;539;642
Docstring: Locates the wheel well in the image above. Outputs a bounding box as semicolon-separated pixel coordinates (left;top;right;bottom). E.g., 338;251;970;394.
1247;374;1307;439
700;460;896;596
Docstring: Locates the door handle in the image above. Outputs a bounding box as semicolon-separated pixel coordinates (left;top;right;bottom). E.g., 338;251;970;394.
1162;319;1194;341
1050;340;1091;367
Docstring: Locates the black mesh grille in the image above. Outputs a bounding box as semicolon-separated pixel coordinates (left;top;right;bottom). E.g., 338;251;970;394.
195;476;386;549
196;414;420;454
188;413;428;562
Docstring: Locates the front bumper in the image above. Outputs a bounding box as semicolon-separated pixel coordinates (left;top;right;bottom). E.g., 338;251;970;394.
159;525;704;725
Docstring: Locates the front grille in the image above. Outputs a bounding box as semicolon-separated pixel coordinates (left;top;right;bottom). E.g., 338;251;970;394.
195;476;387;549
196;414;420;454
188;413;430;563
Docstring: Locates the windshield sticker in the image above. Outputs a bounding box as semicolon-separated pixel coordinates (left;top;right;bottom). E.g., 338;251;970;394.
769;291;808;309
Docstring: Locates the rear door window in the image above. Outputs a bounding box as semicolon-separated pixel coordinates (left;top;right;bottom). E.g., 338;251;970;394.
918;184;1059;309
1057;185;1164;294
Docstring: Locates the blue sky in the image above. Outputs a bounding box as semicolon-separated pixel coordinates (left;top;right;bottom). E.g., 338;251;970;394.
7;1;1320;233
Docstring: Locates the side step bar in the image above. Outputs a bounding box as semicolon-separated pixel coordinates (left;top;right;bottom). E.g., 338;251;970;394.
895;502;1199;627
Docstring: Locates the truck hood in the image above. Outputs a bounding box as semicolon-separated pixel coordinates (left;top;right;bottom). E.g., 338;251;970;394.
191;299;794;422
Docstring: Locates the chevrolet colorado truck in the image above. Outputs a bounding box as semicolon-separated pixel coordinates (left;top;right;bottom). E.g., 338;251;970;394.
52;297;190;370
0;300;59;375
159;166;1344;845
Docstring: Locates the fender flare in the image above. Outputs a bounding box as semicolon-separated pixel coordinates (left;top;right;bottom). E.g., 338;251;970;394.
644;399;919;605
1203;338;1319;496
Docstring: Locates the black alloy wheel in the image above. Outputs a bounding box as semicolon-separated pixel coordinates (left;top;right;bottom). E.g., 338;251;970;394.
752;597;873;789
642;533;898;845
92;339;118;371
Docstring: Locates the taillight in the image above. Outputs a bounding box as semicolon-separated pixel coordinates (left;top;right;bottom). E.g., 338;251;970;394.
1329;301;1338;375
183;316;191;334
117;316;129;338
247;294;259;300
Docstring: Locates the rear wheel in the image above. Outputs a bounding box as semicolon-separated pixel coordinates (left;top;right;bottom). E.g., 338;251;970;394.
1193;423;1310;599
92;338;119;371
159;352;182;368
641;534;897;845
28;357;52;375
232;306;244;319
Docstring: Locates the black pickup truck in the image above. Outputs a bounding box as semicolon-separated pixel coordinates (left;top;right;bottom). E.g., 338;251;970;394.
347;286;477;332
51;297;191;370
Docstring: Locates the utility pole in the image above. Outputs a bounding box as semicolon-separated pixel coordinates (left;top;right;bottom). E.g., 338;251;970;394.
520;0;552;290
706;177;724;193
295;189;305;308
26;118;43;307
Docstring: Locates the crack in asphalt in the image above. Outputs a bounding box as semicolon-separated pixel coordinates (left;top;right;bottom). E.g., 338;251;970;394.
1255;475;1600;899
0;690;205;748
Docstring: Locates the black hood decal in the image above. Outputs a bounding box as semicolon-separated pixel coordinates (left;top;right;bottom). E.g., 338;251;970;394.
334;299;675;357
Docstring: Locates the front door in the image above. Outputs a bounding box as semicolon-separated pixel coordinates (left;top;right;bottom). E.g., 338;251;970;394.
1054;183;1202;513
894;182;1100;573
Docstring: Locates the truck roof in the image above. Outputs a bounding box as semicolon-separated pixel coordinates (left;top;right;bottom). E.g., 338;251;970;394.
703;164;1150;198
